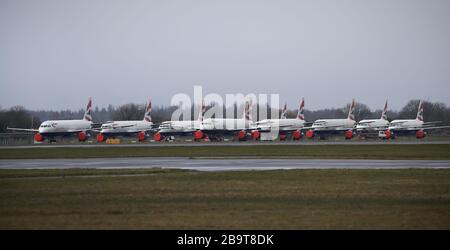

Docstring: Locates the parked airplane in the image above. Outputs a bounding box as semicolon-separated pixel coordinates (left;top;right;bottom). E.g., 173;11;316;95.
7;98;93;142
253;98;306;140
201;100;254;141
387;100;450;139
153;103;205;141
306;99;357;140
96;100;154;142
356;100;390;138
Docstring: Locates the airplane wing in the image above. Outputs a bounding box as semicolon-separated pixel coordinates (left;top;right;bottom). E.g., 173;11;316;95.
90;122;103;127
423;121;442;125
278;124;297;128
111;124;136;129
420;125;450;130
357;126;389;131
300;124;355;131
67;129;89;133
202;128;253;133
151;123;161;128
391;125;450;131
97;124;136;130
7;127;39;132
254;124;293;131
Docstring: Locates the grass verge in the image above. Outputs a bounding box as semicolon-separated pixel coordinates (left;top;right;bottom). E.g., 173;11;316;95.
1;168;449;229
1;144;450;159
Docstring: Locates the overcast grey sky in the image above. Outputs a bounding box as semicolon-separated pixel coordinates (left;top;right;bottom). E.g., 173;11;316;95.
1;0;449;111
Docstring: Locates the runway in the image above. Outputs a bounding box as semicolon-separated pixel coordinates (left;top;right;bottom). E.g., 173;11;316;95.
1;140;450;149
0;157;449;171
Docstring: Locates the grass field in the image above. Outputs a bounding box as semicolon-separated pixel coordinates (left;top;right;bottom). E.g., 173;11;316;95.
1;168;450;229
1;144;450;159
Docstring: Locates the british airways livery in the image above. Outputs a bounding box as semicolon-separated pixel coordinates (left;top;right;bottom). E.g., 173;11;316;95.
8;98;93;142
96;100;154;142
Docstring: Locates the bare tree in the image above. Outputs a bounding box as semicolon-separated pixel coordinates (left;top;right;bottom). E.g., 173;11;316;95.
0;106;41;133
112;103;143;120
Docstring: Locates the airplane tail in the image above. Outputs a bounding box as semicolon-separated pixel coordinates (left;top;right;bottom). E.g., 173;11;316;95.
143;99;152;122
83;97;93;121
297;98;305;120
243;100;253;121
198;101;206;121
416;100;424;121
381;100;388;120
347;99;356;120
281;103;287;119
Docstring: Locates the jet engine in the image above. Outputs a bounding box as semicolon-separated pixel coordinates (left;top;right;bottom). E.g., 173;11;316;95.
78;131;87;141
138;131;146;142
292;130;302;140
96;133;105;142
34;133;44;142
416;130;426;139
306;130;314;139
251;130;260;140
344;130;353;140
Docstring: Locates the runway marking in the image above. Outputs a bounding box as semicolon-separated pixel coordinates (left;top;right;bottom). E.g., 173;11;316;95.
1;140;450;149
1;158;449;171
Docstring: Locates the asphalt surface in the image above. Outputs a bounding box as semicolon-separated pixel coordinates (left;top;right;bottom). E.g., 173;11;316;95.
0;158;449;171
1;140;450;149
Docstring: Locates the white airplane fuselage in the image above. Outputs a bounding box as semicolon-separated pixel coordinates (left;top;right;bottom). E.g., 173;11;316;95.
311;119;356;131
356;119;389;131
158;120;202;133
100;121;153;134
256;119;305;132
201;118;254;131
388;119;424;131
38;120;92;134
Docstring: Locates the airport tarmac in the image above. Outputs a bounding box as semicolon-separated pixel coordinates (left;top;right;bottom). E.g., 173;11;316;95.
0;158;449;171
1;140;450;149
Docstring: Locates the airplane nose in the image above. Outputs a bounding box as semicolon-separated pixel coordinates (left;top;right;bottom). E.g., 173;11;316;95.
39;128;49;133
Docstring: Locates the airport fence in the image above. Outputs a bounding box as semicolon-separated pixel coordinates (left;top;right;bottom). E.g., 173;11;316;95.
0;133;34;145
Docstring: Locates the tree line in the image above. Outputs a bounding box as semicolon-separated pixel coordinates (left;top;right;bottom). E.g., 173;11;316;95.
1;100;450;133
